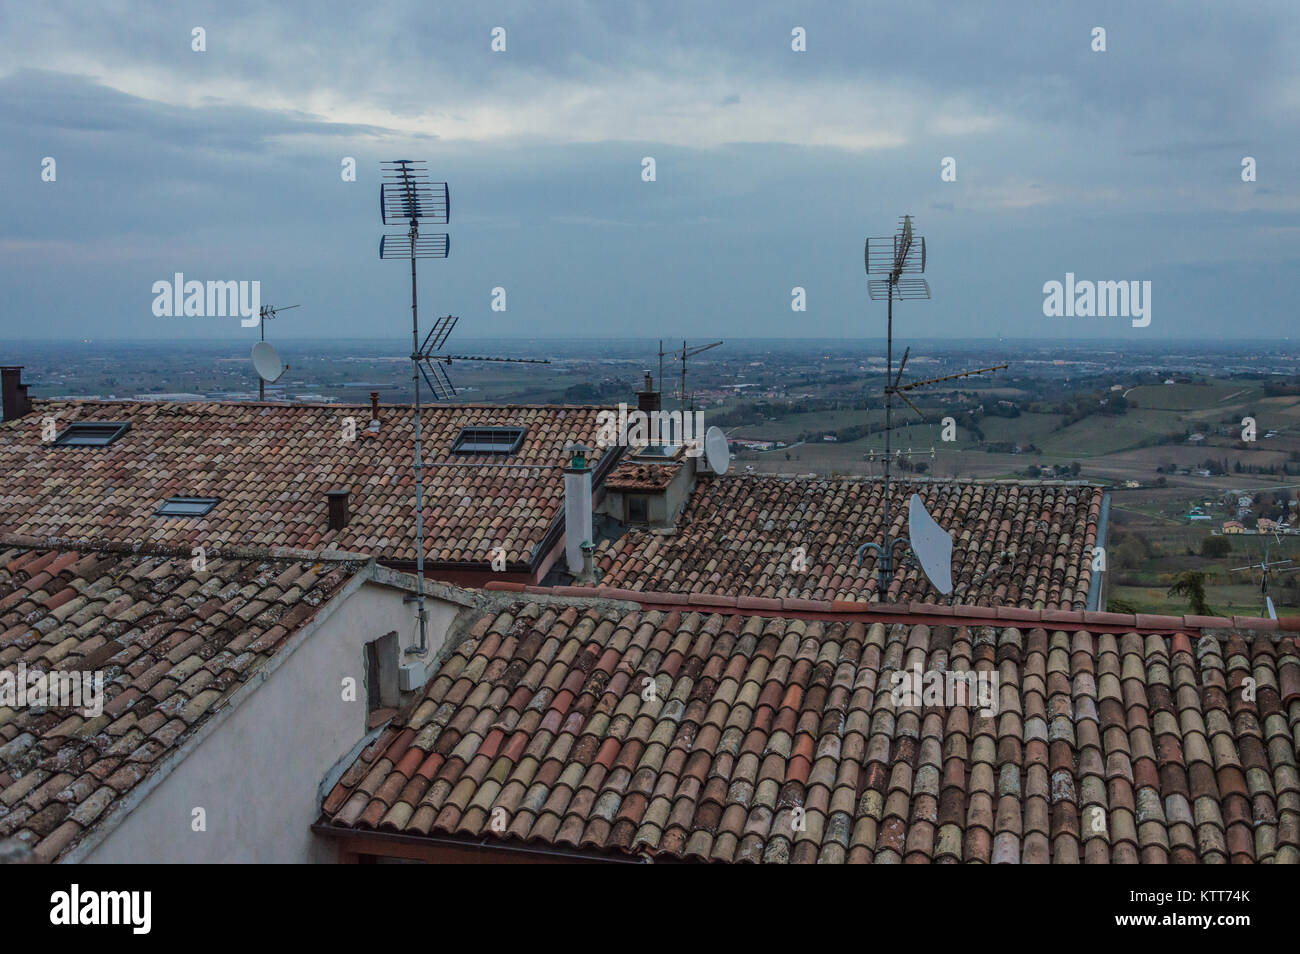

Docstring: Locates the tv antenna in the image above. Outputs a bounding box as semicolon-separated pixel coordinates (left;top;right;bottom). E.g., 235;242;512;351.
378;159;449;656
378;160;549;654
413;314;550;401
252;303;298;400
855;215;1006;600
1230;533;1297;620
672;339;722;413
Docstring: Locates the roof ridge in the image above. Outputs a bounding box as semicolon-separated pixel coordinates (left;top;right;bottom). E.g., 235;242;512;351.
29;397;618;411
481;580;1288;635
0;531;373;564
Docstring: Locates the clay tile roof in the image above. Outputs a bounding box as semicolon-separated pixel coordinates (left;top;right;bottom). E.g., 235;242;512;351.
320;599;1298;864
597;475;1103;610
0;399;614;568
605;462;681;492
0;541;364;862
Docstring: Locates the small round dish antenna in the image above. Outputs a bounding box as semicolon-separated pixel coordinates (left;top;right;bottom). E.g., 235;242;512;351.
251;341;286;383
704;426;730;475
908;493;953;595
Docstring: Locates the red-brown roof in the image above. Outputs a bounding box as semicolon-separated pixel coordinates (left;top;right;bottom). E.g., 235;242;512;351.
320;590;1300;864
0;540;364;862
604;461;680;492
0;400;614;568
596;475;1103;609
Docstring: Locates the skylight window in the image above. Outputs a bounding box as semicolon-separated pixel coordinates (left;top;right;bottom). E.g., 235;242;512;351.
452;426;527;455
52;422;130;447
155;496;219;517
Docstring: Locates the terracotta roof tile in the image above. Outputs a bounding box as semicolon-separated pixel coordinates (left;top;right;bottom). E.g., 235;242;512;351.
0;543;362;861
597;475;1103;609
320;600;1297;863
0;399;613;567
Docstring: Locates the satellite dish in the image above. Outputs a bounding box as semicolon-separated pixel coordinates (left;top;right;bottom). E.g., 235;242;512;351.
251;341;285;383
908;493;953;595
704;426;730;475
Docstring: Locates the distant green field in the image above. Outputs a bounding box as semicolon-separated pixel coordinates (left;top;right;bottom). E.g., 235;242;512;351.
1036;408;1187;457
1125;381;1263;411
977;412;1064;446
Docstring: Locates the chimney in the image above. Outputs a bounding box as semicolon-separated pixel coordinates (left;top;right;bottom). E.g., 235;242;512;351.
1;367;32;422
637;370;660;414
579;541;598;584
370;391;380;422
563;443;593;575
327;489;351;531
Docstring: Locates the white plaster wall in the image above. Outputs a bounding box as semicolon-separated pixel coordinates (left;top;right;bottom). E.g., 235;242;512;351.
80;581;463;864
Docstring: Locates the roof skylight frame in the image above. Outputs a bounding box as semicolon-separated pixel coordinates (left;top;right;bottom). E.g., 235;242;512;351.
51;421;131;447
154;496;220;518
451;426;527;456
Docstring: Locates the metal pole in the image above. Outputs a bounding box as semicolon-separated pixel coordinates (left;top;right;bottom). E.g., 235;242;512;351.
259;313;265;402
681;340;687;419
410;216;427;653
881;287;893;595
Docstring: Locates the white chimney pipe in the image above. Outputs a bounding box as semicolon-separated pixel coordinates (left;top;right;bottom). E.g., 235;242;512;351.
564;444;593;575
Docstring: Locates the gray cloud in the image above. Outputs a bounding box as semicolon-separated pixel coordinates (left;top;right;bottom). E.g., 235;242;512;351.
0;0;1296;341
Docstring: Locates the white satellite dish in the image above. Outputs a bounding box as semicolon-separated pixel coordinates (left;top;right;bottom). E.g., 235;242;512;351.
251;341;286;383
908;493;953;595
703;426;730;475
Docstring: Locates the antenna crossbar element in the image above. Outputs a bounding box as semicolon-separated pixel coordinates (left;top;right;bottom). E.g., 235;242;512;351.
423;315;459;353
418;359;457;402
259;303;300;321
868;278;930;300
895;363;1010;393
380;234;449;259
380;161;449;225
413;314;552;402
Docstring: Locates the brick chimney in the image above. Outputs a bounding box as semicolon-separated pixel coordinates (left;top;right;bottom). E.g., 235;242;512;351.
327;489;351;531
1;367;32;422
370;391;380;421
637;370;660;414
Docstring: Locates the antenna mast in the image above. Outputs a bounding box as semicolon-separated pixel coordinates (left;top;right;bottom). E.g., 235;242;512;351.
254;303;299;401
379;160;449;655
671;340;723;414
860;215;1004;599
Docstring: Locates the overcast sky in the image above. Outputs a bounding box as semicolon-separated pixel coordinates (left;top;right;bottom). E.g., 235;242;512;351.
1;1;1297;341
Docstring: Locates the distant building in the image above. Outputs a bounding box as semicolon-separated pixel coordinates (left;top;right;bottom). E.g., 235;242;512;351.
1187;433;1206;444
1223;521;1244;533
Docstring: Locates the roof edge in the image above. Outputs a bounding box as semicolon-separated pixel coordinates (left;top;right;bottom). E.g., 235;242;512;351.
481;580;1292;637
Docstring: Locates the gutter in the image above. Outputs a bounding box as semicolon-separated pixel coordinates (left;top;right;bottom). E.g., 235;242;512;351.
310;820;651;864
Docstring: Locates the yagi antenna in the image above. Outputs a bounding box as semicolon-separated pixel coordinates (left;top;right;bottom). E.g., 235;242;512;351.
856;215;1006;601
377;160;550;656
672;340;723;413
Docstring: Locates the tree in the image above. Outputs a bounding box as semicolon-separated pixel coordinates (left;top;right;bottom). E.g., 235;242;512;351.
1200;536;1231;558
1167;571;1214;617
